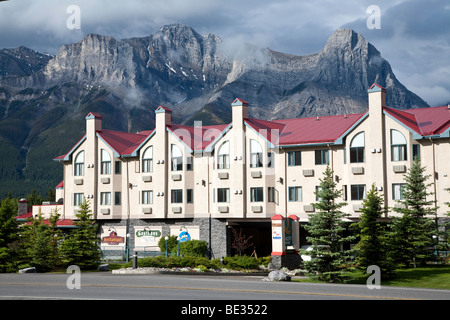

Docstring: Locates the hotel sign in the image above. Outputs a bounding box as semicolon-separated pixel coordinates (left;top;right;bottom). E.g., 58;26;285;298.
136;230;161;238
102;231;125;245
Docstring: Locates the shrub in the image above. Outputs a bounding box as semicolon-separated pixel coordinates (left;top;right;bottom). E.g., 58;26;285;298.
179;240;208;257
223;255;268;270
158;235;178;254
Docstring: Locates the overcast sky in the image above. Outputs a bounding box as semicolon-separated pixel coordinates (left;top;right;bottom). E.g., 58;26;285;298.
0;0;448;106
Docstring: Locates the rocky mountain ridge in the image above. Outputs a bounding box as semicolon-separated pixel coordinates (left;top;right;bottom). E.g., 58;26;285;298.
0;24;430;198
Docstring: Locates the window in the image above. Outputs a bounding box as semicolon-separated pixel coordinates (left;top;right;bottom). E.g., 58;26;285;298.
171;189;183;203
74;193;84;206
315;149;329;165
186;189;193;203
268;187;275;203
351;184;366;200
100;192;111;205
287;151;301;166
171;145;183;171
267;152;274;168
250;187;263;202
217;188;230;203
114;192;121;205
74;151;84;176
186;156;193;171
142;146;153;173
217;141;230;169
413;144;420;160
288;186;302;202
350;132;365;163
315;186;322;201
250;139;263;168
391;130;407;161
392;184;406;200
101;149;111;175
115;161;121;175
142;190;153;204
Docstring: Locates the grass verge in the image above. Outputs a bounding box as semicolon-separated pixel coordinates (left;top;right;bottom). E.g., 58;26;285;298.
293;265;450;290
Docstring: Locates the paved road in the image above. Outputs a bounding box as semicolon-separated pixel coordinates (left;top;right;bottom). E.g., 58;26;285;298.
0;272;448;301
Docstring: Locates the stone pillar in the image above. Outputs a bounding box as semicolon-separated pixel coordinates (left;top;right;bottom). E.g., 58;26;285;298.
18;199;29;216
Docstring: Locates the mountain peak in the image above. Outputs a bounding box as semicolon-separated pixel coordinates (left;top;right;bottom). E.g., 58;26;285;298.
323;28;378;54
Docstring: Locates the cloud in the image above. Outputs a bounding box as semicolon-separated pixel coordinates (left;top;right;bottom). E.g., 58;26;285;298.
0;0;448;105
341;0;450;105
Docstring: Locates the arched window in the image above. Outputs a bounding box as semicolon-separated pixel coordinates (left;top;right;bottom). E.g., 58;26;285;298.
171;144;183;171
217;141;230;169
101;149;111;175
142;146;153;173
391;129;407;161
74;151;84;176
350;132;365;163
250;139;263;168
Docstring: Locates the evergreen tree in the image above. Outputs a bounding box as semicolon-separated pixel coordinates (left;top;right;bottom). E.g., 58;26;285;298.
0;195;19;272
47;207;63;269
389;157;436;268
302;165;355;283
19;207;62;272
27;212;53;272
59;200;101;270
353;184;395;275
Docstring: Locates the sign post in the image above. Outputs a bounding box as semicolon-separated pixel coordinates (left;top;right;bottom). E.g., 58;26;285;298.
271;214;285;257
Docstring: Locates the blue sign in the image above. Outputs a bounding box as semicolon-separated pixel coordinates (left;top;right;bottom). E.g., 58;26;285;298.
178;231;191;242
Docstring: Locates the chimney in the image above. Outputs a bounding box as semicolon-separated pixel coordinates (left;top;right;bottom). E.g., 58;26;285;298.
18;198;29;216
232;98;249;130
368;83;386;114
155;105;172;130
86;112;102;139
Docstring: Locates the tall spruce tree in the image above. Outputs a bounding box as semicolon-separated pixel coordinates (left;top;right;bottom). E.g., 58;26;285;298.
59;200;101;270
354;184;394;275
389;157;436;268
302;166;355;283
0;195;19;272
20;208;62;272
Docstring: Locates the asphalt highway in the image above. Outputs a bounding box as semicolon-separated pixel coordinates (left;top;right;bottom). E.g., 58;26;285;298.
0;272;448;301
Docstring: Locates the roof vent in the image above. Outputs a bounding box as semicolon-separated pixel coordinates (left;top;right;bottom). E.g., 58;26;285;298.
316;116;320;121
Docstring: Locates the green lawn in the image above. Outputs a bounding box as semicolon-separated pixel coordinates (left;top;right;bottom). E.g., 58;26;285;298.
379;266;450;290
294;265;450;290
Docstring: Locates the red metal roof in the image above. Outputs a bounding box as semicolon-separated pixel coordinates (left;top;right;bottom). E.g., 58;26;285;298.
55;101;450;163
97;129;153;156
384;105;450;136
22;218;76;228
246;113;365;146
168;123;230;151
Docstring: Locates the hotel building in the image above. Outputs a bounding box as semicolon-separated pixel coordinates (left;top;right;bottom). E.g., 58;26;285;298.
23;84;450;258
